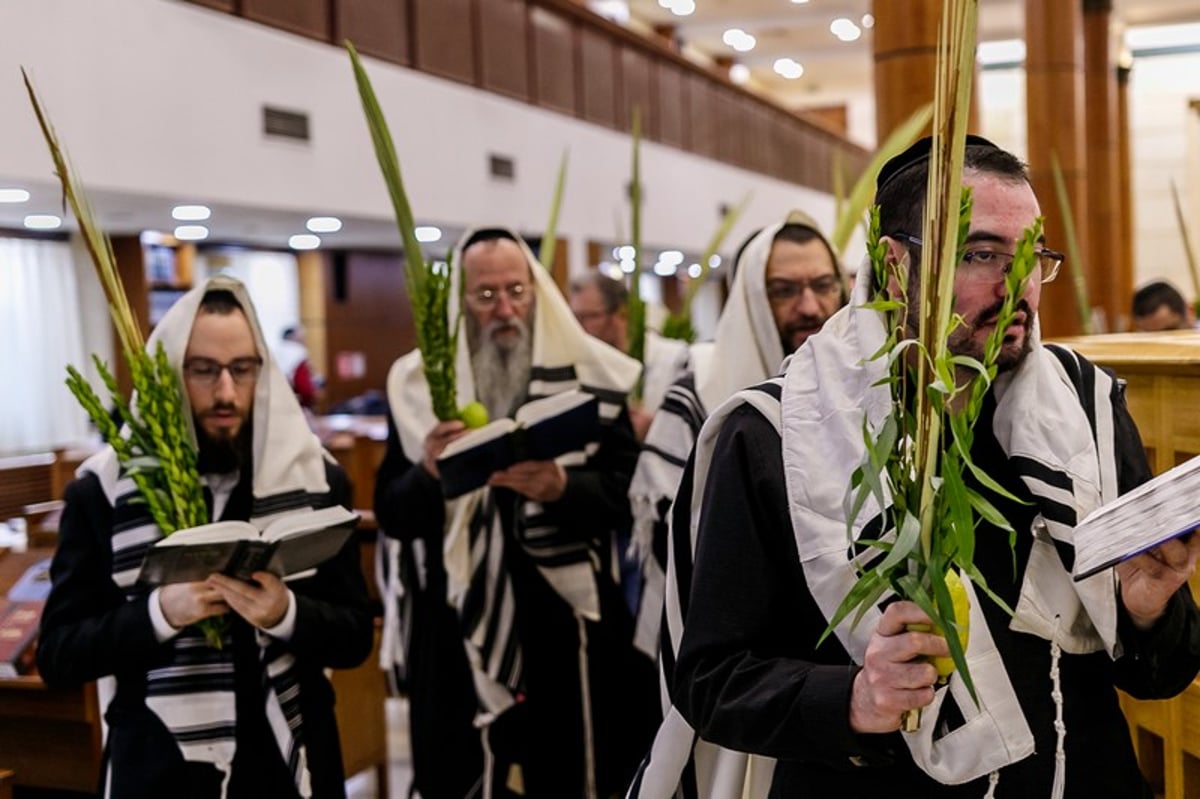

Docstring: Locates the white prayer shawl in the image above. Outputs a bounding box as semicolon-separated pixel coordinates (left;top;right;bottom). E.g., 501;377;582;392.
640;331;692;417
783;266;1120;785
631;258;1125;796
81;275;332;798
627;222;791;657
384;228;639;717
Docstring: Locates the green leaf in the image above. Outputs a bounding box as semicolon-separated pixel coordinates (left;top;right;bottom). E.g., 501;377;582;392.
876;511;921;574
540;148;569;270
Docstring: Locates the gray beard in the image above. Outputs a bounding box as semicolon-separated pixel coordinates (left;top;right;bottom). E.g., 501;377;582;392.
468;315;534;420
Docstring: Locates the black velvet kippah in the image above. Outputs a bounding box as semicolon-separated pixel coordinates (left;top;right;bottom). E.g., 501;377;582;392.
875;133;1002;195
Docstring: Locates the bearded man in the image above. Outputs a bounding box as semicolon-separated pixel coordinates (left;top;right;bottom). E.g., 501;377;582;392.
38;277;373;799
375;228;659;798
630;137;1200;798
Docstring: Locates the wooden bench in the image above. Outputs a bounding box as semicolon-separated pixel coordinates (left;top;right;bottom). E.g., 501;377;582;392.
0;453;55;522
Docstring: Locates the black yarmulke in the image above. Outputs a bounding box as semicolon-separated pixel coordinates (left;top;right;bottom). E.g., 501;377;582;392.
875;134;1001;195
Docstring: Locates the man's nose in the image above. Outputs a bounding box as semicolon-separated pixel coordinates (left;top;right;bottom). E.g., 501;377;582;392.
213;368;238;400
795;287;821;315
493;292;517;319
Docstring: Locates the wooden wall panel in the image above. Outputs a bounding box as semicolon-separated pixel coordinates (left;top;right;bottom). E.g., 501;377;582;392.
687;73;718;160
185;0;236;12
336;0;411;66
479;0;530;101
619;46;655;137
242;0;330;41
579;28;617;128
656;62;686;149
530;7;576;115
323;252;414;409
716;90;743;166
413;0;476;85
744;102;769;175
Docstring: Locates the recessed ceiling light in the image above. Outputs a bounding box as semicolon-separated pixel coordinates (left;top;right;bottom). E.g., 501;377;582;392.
687;263;703;278
722;28;757;53
791;0;810;4
861;14;875;29
172;204;211;221
730;63;751;84
708;254;722;268
174;225;209;241
0;188;31;203
24;214;61;230
415;226;442;243
668;0;694;15
306;216;342;233
774;57;805;79
653;261;679;276
289;233;321;250
830;18;862;42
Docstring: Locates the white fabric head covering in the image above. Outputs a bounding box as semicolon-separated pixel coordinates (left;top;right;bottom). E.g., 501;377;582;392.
83;274;328;501
389;227;640;462
693;223;785;413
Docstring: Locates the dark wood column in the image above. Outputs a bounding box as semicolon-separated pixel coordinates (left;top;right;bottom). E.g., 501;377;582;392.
1083;0;1125;331
1025;0;1090;337
872;0;979;144
1116;61;1135;324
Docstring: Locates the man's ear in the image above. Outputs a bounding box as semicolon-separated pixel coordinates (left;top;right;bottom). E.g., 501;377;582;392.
880;235;911;300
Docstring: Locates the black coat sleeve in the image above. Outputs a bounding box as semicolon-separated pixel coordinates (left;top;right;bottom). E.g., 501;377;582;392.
672;405;877;764
286;463;375;669
373;407;446;543
36;473;165;685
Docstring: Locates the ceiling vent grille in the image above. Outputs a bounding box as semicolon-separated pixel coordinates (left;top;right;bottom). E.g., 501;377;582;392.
263;106;310;142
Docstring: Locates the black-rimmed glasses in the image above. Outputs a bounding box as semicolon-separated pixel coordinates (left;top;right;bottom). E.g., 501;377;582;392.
183;356;263;386
893;233;1064;285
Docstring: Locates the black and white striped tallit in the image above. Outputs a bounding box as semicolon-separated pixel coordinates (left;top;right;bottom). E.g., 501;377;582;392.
627;220;796;659
384;228;640;726
82;275;334;798
628;215;840;797
630;256;1127;797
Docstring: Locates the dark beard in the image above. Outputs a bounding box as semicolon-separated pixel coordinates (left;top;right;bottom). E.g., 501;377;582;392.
196;418;252;475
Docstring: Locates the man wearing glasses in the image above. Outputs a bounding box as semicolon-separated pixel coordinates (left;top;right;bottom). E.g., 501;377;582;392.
375;229;658;798
627;216;844;659
38;277;373;799
630;138;1200;797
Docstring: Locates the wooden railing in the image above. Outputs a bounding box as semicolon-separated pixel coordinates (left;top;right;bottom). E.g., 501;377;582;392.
183;0;869;193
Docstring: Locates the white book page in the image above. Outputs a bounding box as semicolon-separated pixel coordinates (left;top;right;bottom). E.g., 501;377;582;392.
155;521;255;547
1073;454;1200;579
439;418;518;460
262;505;359;541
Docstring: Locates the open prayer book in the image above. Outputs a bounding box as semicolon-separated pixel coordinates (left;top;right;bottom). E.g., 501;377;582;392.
437;389;601;499
1072;454;1200;581
137;505;359;585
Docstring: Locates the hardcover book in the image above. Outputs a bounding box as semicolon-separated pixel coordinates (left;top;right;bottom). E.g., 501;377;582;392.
1072;454;1200;581
136;505;359;585
437;389;601;499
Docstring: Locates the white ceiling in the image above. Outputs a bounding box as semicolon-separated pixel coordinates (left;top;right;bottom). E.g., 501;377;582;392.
1;0;1196;252
628;0;1200;113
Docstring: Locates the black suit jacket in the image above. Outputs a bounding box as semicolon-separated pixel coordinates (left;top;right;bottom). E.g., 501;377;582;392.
37;462;373;799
